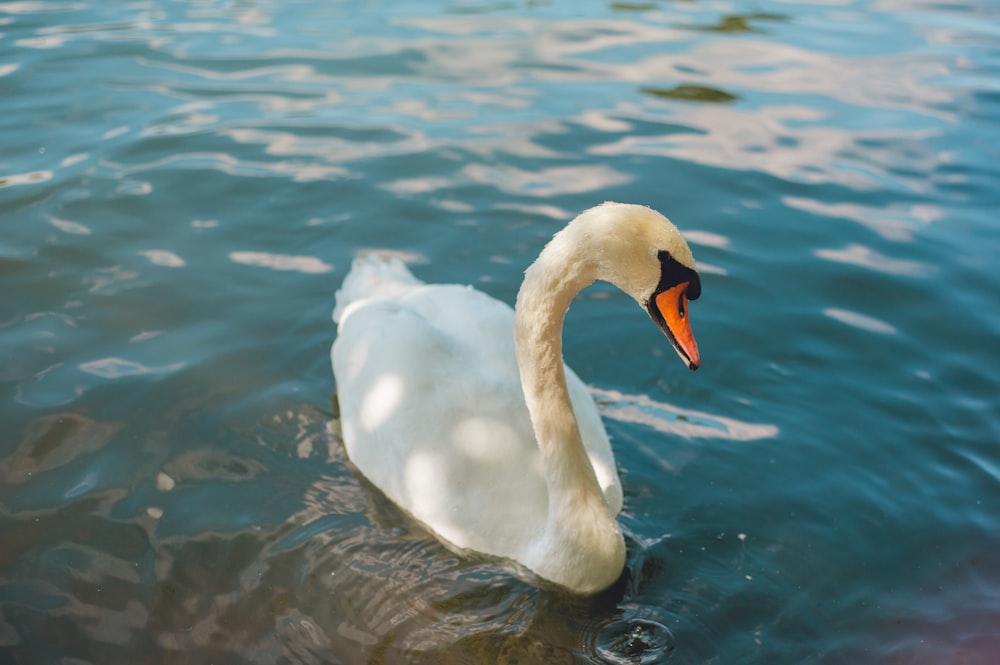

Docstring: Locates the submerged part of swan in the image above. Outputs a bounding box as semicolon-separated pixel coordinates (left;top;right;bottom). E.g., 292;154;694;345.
331;202;701;594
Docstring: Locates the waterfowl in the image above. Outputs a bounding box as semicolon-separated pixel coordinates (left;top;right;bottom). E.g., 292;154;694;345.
331;202;701;594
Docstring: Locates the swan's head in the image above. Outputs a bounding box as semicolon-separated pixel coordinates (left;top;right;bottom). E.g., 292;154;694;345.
570;202;702;370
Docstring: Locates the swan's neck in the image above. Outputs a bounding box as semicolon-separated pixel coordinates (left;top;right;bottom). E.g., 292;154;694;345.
513;232;624;591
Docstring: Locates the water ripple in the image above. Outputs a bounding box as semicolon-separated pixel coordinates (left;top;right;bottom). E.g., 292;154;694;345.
2;0;999;663
815;243;931;276
228;251;333;274
593;388;779;442
824;307;898;335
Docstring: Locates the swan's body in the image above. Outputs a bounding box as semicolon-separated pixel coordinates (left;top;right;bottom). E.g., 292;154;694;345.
332;202;701;594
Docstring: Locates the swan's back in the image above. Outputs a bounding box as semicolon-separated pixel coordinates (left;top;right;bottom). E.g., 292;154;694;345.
333;254;423;324
331;255;622;562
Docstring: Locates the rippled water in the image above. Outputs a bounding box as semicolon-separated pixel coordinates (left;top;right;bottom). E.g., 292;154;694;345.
2;0;999;663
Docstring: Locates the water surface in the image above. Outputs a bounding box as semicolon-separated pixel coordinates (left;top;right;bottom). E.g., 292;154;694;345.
2;0;999;663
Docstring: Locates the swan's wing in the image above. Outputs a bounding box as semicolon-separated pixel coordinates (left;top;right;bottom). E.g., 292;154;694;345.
332;285;549;555
566;368;624;515
333;254;423;324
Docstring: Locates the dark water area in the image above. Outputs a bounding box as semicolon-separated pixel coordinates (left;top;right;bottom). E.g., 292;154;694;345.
1;0;999;663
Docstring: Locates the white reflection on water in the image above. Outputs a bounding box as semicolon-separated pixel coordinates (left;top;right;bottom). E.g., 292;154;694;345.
591;105;942;192
675;40;954;115
398;16;682;57
229;251;333;274
463;163;633;197
48;216;92;235
110;152;350;182
383;176;454;195
59;153;89;168
691;260;727;276
221;128;391;162
116;180;153;196
0;169;52;188
815;243;930;277
784;196;943;241
5;8;883;196
396;13;955;118
14;35;67;49
381;162;634;198
78;357;185;378
823;307;898;334
138;249;186;268
102;125;129;140
129;330;163;343
41;2;955;202
593;387;779;442
683;229;730;249
84;265;141;295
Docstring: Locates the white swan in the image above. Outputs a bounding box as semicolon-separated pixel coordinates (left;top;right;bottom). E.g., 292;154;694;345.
331;202;701;594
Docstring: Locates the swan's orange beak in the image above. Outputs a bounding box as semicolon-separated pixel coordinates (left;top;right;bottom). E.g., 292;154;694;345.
654;282;700;371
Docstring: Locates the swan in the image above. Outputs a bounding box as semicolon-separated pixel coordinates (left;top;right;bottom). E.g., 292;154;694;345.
331;202;701;594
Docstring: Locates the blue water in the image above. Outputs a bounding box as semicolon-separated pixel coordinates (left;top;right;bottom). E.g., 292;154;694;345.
2;0;999;663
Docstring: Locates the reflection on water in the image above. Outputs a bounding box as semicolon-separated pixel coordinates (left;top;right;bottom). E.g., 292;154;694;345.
640;84;740;104
687;13;787;34
594;387;778;443
0;398;691;664
2;0;999;663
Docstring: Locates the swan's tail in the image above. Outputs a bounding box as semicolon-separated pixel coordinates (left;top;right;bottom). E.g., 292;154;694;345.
333;253;423;324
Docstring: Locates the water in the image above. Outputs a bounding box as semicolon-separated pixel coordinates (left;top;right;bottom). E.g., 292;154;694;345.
2;0;998;663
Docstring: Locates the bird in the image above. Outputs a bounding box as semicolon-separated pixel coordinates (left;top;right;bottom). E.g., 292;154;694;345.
331;202;701;594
